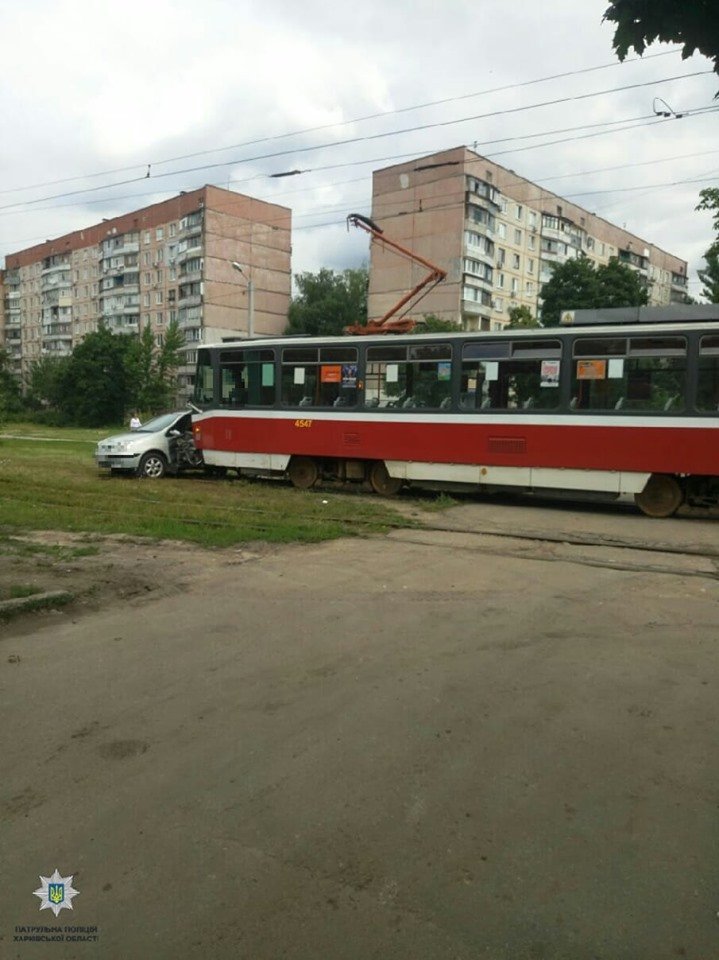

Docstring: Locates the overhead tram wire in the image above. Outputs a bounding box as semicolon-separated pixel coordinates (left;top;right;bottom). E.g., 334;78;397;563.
0;69;711;215
1;104;717;252
1;103;715;242
0;47;686;200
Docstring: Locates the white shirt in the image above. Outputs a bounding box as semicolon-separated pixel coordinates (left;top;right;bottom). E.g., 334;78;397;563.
130;417;141;430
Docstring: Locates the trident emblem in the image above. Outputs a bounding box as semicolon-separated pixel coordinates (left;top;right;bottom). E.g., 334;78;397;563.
48;884;64;905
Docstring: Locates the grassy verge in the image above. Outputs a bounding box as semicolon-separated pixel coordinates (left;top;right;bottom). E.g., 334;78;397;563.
0;435;414;547
0;421;118;443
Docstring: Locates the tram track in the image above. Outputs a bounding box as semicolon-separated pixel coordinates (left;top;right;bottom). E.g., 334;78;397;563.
3;468;718;567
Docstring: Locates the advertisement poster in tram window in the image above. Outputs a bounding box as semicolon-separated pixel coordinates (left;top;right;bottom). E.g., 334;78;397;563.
577;359;607;380
438;361;451;381
341;364;357;386
540;360;560;387
321;365;342;383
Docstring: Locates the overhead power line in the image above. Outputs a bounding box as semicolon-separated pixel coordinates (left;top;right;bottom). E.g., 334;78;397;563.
0;47;685;200
0;69;711;216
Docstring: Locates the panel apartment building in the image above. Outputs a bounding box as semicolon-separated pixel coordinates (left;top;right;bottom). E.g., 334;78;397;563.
368;146;689;330
0;185;291;392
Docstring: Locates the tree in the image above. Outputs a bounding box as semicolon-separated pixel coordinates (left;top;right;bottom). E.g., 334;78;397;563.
25;356;70;410
285;267;368;336
540;257;648;325
603;2;719;87
506;305;540;328
697;188;719;237
595;257;649;309
415;314;458;332
57;326;135;426
539;258;601;326
126;318;186;413
698;244;719;302
0;349;22;423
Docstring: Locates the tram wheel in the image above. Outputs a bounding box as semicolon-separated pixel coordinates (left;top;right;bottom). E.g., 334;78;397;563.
288;457;319;489
635;474;683;518
369;461;403;497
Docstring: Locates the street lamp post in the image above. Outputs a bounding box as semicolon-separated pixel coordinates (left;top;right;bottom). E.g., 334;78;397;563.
231;261;254;338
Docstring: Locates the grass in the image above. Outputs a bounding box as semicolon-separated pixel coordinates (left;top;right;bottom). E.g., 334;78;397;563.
7;584;43;599
0;421;119;443
0;434;414;547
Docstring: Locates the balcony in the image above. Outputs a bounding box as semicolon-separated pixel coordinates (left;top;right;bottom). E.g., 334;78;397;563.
41;261;70;276
178;268;202;283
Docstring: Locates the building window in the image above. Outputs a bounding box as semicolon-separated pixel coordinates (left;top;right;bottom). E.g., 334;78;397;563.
513;254;521;270
514;228;522;245
528;235;536;251
498;273;505;289
156;227;164;241
169;223;177;237
496;247;506;266
497;223;506;240
156;291;163;304
143;293;150;307
515;205;523;221
527;259;535;274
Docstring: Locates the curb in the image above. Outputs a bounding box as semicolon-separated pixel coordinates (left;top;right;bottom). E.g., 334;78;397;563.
0;590;74;618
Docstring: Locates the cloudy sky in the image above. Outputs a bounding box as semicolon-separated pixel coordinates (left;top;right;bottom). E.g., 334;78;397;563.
1;0;717;297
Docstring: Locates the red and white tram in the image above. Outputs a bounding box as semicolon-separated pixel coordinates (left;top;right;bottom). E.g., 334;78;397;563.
191;307;719;517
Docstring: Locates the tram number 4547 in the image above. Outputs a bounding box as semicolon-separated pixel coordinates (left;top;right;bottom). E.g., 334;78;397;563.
294;419;313;428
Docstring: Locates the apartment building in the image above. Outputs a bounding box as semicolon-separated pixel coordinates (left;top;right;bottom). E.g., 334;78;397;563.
368;146;689;330
0;185;291;392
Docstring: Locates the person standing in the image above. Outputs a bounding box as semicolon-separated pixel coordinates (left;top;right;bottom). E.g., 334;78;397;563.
129;412;142;430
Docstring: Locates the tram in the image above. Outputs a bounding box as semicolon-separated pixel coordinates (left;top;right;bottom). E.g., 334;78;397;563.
190;306;719;517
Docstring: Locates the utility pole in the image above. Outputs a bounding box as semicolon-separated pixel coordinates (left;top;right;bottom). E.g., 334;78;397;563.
231;261;255;338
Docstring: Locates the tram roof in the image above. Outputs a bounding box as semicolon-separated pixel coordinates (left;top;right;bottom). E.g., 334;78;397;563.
202;314;719;351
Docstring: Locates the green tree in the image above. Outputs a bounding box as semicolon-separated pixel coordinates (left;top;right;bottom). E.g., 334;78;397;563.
285;267;368;336
697;188;719;237
58;326;135;426
595;257;649;308
540;257;648;325
506;305;540;328
0;349;22;423
539;258;601;325
126;319;186;413
25;356;70;410
415;314;458;332
698;244;719;302
604;1;719;86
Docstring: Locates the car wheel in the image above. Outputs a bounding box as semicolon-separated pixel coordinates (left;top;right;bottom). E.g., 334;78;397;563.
137;451;167;479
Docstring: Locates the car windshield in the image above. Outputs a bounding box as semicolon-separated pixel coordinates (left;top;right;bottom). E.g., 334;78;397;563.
135;413;179;433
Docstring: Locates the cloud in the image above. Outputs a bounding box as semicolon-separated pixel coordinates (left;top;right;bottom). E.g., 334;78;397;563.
1;0;717;291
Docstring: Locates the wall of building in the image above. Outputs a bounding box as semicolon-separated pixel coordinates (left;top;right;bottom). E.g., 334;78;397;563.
368;147;689;330
0;186;292;392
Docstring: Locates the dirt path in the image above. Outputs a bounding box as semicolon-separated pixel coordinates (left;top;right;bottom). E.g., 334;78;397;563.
2;504;719;958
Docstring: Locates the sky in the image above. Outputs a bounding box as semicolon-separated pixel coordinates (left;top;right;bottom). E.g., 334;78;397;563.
0;0;717;298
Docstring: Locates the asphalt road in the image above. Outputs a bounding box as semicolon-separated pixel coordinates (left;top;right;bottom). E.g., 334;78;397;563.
2;500;719;959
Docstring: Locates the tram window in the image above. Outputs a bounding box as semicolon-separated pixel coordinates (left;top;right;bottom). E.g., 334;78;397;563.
367;345;406;362
573;338;626;357
194;351;214;404
281;348;358;407
697;337;719;411
220;351;276;407
462;341;510;360
511;338;561;358
282;347;318;364
629;337;686;356
408;343;451;361
571;354;686;411
281;365;319;407
462;358;560;411
364;351;452;409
